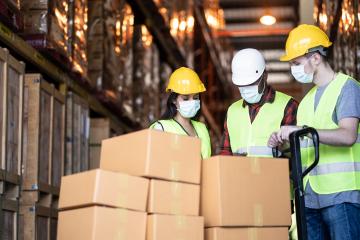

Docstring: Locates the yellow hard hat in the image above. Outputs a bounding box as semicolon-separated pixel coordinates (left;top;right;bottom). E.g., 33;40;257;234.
166;67;206;94
280;24;332;62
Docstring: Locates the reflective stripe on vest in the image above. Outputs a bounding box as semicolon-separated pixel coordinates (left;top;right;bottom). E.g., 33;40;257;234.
302;162;360;176
150;119;212;159
234;146;273;156
227;91;291;157
297;73;360;194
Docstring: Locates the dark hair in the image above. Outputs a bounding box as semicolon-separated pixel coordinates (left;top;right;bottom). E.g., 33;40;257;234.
319;50;330;63
306;46;330;62
161;92;201;120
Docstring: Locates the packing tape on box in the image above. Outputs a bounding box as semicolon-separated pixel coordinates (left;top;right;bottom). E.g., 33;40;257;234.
113;174;130;189
171;182;181;196
175;215;187;229
253;204;264;226
117;193;129;207
118;209;128;224
170;182;182;214
116;228;126;239
114;209;128;238
247;228;258;240
121;176;130;186
170;161;180;179
171;134;181;150
250;157;261;175
170;201;182;215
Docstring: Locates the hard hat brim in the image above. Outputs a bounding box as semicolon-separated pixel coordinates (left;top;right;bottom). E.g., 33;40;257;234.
279;54;293;62
232;69;264;86
166;84;206;95
280;42;333;62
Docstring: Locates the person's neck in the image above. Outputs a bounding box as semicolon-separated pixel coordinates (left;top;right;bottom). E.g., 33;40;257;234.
313;63;336;87
174;114;191;126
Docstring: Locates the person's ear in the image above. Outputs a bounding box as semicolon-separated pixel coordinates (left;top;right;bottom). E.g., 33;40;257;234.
173;95;180;106
312;53;322;66
258;72;267;93
263;71;268;82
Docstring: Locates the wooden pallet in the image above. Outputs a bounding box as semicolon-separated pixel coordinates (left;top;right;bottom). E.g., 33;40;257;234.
65;91;90;175
20;189;60;209
89;118;122;169
22;74;65;195
0;197;19;240
0;169;20;201
19;205;58;240
0;47;25;200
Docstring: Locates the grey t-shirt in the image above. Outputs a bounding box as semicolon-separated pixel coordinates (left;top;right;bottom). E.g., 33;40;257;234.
314;78;360;123
305;78;360;209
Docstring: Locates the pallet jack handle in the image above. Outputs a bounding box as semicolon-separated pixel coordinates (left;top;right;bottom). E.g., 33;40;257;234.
289;127;320;240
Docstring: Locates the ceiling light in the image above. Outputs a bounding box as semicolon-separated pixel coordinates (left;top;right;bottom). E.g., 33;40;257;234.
260;15;277;26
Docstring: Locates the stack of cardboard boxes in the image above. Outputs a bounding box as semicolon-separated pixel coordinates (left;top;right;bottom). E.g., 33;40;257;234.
202;156;292;240
57;129;292;239
100;129;204;240
57;129;204;239
57;170;148;239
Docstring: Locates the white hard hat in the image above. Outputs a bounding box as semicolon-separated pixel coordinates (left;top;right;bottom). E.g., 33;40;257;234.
231;48;266;86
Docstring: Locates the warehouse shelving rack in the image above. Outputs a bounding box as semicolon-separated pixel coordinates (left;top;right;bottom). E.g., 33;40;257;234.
0;0;231;145
0;21;134;134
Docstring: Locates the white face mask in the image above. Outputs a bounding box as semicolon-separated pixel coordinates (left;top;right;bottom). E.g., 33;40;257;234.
239;85;264;104
290;59;314;83
177;100;200;118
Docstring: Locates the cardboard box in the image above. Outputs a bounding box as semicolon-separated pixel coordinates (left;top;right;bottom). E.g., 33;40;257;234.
205;227;289;240
201;156;291;227
148;179;200;216
100;129;202;184
58;206;147;240
147;214;204;240
59;169;149;211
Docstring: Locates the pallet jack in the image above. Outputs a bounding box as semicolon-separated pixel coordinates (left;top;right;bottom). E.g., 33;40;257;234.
273;127;320;240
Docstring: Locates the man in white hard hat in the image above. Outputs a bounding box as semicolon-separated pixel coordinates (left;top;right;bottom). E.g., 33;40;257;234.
219;48;298;156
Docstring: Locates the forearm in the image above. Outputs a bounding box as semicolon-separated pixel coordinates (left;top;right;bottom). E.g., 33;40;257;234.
317;128;358;146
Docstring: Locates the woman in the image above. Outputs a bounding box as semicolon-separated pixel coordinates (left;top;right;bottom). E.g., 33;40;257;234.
150;67;211;159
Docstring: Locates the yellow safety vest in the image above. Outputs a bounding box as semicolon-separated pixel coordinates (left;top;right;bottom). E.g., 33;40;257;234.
227;92;291;157
150;119;212;159
297;73;360;194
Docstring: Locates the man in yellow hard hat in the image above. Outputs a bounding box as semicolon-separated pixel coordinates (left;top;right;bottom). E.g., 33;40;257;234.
268;24;360;239
219;48;298;157
150;67;211;159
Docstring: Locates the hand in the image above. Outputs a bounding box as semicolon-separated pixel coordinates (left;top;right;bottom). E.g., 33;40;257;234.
277;126;301;142
268;132;283;147
234;152;248;156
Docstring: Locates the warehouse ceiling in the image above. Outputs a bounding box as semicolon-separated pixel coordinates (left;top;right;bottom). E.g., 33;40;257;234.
218;0;300;84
